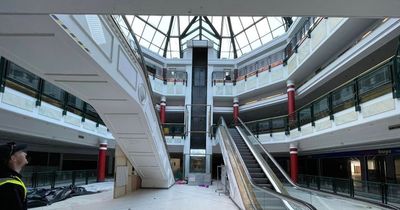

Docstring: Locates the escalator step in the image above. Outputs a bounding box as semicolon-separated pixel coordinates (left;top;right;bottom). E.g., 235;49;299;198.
257;183;273;188
250;173;267;178
253;178;270;184
243;159;258;164
246;163;260;168
248;168;263;173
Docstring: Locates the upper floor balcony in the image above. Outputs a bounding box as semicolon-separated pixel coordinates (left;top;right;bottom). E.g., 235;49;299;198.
242;55;400;152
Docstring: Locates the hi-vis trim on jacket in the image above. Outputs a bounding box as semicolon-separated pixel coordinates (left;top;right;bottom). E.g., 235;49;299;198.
0;176;27;199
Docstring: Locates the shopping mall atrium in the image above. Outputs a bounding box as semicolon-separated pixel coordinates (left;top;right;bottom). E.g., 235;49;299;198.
0;1;400;209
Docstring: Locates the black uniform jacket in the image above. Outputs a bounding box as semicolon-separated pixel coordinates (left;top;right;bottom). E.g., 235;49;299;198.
0;165;27;210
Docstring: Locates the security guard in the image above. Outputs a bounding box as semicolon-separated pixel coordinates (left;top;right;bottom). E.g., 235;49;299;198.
0;142;28;210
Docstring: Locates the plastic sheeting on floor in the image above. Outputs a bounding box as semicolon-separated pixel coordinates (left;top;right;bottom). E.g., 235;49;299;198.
27;185;98;208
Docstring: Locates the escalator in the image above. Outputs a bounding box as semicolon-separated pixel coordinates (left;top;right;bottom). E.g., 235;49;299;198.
229;128;272;189
223;117;400;210
217;117;317;210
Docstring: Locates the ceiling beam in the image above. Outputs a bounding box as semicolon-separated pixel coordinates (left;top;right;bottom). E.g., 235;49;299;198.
227;17;238;59
163;16;175;57
0;0;399;17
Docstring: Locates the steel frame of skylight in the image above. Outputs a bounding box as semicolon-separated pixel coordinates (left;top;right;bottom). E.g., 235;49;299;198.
122;15;292;59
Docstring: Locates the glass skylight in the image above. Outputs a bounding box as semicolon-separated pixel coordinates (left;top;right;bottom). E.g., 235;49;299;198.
114;16;293;59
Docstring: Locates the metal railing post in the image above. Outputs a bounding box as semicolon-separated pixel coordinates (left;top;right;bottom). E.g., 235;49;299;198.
0;57;6;93
85;170;89;185
349;178;355;197
332;178;337;193
72;171;76;186
35;78;44;106
51;171;56;189
354;79;361;111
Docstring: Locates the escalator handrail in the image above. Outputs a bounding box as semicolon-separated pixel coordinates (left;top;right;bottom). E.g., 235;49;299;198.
238;117;297;187
237;117;400;210
220;117;317;210
218;117;260;210
235;126;288;195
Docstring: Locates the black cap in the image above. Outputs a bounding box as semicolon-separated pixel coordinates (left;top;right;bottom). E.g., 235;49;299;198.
0;142;27;161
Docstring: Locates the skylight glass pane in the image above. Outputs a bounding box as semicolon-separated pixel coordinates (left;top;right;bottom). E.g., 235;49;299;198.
272;26;285;38
256;19;269;37
170;38;179;52
260;33;273;44
203;31;219;45
140;38;151;48
171;17;179;36
252;17;263;23
221;38;231;52
222;18;230;37
250;39;262;50
132;18;146;37
236;33;248;48
179;16;190;34
241;45;251;54
202;23;214;36
142;26;156;42
209;16;222;35
126;15;135;25
158;16;171;33
245;26;259;43
268;17;283;31
149;44;160;53
139;15;149;21
240;17;254;29
221;52;230;59
152;32;165;47
230;17;243;34
148;16;162;27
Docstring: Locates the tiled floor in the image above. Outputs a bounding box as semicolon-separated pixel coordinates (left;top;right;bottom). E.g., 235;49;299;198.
33;182;239;210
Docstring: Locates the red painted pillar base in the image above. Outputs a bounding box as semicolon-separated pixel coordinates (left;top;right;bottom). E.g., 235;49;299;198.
97;142;107;182
287;80;296;126
233;97;239;125
160;96;166;124
290;143;298;183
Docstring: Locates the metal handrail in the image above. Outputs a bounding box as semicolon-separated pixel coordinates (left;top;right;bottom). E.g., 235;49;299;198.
219;117;317;210
237;117;400;210
218;117;260;210
243;55;396;129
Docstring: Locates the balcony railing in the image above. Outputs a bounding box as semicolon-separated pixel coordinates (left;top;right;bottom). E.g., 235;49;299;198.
245;55;400;136
284;17;325;63
22;170;98;189
298;174;400;205
0;57;105;126
162;123;185;138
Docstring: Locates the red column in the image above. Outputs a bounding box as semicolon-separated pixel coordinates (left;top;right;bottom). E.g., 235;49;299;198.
290;143;298;183
287;80;296;125
160;96;166;124
97;141;107;182
233;97;239;125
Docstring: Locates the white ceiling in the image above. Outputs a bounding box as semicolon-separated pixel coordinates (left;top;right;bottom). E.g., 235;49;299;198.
0;0;400;17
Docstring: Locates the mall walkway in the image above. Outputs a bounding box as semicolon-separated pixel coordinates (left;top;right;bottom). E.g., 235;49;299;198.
33;182;238;210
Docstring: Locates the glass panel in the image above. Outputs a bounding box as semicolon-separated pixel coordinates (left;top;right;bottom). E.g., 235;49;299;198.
299;107;311;126
396;157;400;183
359;65;391;95
332;84;354;112
7;62;40;90
43;81;64;101
68;95;84;110
313;97;329;120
